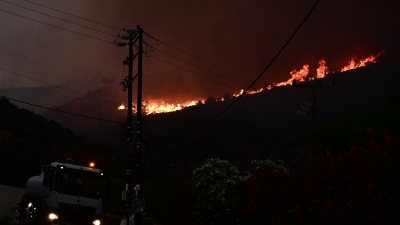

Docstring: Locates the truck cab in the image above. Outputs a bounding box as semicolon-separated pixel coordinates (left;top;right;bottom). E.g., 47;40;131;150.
19;161;110;225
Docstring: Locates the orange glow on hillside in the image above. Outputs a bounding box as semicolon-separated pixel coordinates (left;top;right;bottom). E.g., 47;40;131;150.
118;51;383;114
143;100;200;114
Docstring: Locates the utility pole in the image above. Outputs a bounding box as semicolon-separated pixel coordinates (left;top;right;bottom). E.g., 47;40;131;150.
134;25;144;225
294;80;335;126
294;79;335;160
117;25;145;225
116;28;139;225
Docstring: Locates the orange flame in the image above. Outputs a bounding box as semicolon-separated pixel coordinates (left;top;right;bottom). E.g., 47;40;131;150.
118;51;383;114
276;64;310;86
340;51;384;72
143;100;199;114
118;104;126;110
316;59;328;78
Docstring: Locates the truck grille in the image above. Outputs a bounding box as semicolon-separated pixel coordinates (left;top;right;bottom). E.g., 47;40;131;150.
57;202;96;215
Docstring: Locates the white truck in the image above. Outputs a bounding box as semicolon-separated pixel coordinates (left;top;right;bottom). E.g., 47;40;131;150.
16;160;110;225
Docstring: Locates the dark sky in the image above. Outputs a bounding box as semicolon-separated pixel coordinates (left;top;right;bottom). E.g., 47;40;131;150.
0;0;399;103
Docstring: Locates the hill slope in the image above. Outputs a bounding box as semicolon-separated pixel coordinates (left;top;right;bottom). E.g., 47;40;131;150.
40;60;400;178
0;97;89;187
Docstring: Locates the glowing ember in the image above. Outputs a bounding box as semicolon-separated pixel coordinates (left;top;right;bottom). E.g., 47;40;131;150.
247;87;266;95
118;51;383;114
233;89;245;97
118;104;126;110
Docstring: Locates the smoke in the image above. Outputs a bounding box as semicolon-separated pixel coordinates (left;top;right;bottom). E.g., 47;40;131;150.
0;0;399;107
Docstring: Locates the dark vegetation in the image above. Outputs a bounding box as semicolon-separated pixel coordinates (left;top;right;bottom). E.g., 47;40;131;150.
185;92;400;224
1;61;400;224
0;97;82;187
0;97;125;215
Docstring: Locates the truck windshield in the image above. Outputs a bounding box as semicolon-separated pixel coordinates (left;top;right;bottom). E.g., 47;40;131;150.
55;169;103;199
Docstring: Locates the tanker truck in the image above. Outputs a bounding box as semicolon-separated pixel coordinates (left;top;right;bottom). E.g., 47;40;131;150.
16;160;110;225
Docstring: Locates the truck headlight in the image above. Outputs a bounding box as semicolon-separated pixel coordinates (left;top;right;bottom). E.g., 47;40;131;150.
92;219;101;225
48;213;59;220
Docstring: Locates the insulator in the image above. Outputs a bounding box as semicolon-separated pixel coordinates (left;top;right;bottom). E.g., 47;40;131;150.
126;29;137;34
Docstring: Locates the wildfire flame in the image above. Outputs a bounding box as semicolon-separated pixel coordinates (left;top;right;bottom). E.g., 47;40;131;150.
340;50;384;72
316;59;328;78
143;100;199;114
119;51;383;114
118;104;126;110
276;64;310;86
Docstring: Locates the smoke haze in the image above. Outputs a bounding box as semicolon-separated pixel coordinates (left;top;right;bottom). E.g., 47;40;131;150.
1;0;399;106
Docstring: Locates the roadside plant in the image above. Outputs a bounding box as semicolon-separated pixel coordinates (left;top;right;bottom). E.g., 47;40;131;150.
192;158;240;225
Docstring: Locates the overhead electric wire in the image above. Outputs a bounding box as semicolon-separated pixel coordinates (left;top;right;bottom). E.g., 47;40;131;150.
1;0;321;135
0;67;121;107
144;31;252;82
145;43;248;87
1;96;122;124
0;0;117;37
0;8;114;44
159;0;322;137
3;0;249;90
147;54;239;91
199;0;321;129
1;3;242;112
22;0;122;31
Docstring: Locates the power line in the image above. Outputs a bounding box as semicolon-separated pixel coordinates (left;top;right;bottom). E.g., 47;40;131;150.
0;67;120;107
158;0;322;137
204;0;321;126
2;5;240;92
6;0;253;88
4;0;248;90
144;31;252;82
1;0;117;37
147;54;239;91
0;8;114;44
2;96;122;124
22;0;122;31
146;43;248;87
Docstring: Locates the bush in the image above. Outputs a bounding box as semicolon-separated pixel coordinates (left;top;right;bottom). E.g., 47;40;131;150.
231;160;298;225
303;129;400;224
192;158;240;225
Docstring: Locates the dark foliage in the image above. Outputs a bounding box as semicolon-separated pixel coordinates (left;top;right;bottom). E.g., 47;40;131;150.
0;97;103;186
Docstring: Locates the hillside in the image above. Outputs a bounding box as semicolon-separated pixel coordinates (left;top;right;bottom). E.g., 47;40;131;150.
40;60;400;179
2;60;400;224
0;74;117;114
0;97;109;187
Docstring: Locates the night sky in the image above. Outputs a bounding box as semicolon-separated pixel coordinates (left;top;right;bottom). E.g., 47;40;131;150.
0;0;399;104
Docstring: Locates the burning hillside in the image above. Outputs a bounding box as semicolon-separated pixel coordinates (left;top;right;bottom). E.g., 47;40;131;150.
119;51;384;115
